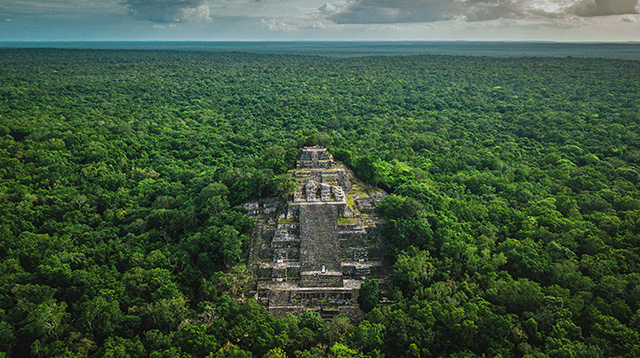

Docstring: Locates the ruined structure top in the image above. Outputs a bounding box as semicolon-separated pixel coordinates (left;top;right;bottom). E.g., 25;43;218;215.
294;180;345;203
292;146;346;204
244;146;387;319
296;146;335;169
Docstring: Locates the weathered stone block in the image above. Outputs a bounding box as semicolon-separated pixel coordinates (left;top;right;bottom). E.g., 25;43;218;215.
300;272;343;287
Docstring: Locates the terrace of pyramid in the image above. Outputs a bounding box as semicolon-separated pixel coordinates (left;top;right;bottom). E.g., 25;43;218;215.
243;146;387;319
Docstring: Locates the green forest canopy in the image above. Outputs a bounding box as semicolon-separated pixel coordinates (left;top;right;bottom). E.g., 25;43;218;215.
0;49;639;357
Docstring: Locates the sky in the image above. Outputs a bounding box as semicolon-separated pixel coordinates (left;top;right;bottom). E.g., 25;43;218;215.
1;0;639;41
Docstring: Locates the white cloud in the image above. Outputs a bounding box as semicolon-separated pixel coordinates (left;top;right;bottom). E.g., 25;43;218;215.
124;0;212;23
318;2;342;14
326;0;640;24
260;17;299;30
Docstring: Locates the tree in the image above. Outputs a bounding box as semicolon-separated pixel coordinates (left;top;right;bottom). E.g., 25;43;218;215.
262;347;286;358
323;315;354;344
351;320;384;353
20;300;69;340
0;317;15;353
329;343;361;358
358;279;381;313
79;292;125;339
209;342;253;358
393;248;435;295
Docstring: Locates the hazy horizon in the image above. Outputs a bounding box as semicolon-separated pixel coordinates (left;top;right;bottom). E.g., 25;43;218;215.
2;40;639;60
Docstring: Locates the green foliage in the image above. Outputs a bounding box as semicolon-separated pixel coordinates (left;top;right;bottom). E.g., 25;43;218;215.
210;343;253;358
358;279;381;313
1;49;639;357
262;347;286;358
328;343;361;358
323;315;354;344
393;248;436;295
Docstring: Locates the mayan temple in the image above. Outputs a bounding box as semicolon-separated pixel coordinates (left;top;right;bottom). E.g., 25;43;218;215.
244;146;387;319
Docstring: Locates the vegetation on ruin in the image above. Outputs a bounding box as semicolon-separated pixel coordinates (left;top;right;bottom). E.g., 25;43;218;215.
1;48;639;357
337;218;360;225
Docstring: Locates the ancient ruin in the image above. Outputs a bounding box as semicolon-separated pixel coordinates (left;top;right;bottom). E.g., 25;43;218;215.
244;146;387;319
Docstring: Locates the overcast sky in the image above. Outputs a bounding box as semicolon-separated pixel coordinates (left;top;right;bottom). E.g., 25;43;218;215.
1;0;639;41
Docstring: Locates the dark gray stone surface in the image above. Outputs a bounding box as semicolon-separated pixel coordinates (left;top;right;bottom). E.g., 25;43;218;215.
299;204;341;274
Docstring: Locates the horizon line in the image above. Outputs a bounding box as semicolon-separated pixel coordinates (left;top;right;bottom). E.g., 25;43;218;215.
2;40;640;44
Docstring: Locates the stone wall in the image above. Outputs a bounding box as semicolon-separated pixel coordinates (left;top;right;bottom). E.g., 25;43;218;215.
296;146;335;169
299;204;341;274
299;273;344;288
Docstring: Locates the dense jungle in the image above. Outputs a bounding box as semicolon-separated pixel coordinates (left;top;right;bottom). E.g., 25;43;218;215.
0;48;639;357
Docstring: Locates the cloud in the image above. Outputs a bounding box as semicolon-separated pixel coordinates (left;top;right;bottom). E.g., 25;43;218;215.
327;0;547;24
0;0;123;18
261;18;299;30
123;0;212;23
328;0;456;24
318;2;342;14
326;0;640;24
464;0;531;22
570;0;639;17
